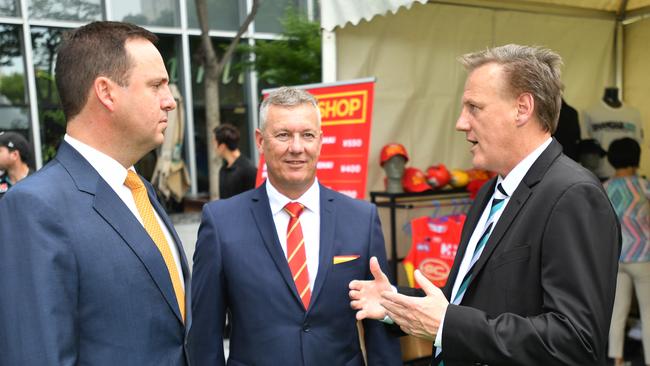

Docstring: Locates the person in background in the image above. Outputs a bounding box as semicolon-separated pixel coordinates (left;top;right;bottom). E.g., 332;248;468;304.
606;137;650;366
190;86;401;366
213;123;257;199
0;131;33;199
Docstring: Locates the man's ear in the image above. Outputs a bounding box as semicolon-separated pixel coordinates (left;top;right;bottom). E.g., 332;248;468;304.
94;76;117;112
254;128;264;153
515;92;535;127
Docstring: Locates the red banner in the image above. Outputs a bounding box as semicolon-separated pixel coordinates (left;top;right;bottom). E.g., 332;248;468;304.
256;79;375;199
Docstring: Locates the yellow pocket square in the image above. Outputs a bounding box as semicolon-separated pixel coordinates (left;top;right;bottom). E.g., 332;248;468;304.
333;255;360;265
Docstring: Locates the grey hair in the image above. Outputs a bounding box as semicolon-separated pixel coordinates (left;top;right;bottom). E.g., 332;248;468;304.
459;44;564;133
259;86;321;131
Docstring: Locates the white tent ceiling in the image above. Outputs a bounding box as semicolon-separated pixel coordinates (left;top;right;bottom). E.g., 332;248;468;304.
322;0;650;31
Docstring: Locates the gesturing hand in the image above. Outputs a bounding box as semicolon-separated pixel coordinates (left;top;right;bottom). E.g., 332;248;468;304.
381;270;448;341
349;256;392;320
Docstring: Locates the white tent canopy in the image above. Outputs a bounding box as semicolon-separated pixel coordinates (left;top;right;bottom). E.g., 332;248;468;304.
321;0;650;196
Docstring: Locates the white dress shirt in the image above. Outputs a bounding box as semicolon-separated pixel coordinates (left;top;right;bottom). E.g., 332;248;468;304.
266;178;321;291
435;137;552;348
64;134;185;289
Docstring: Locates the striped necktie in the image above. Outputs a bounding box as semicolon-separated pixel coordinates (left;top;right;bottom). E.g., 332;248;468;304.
434;183;508;365
124;170;185;322
284;202;311;309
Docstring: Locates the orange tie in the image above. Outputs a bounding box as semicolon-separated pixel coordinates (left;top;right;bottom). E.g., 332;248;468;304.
284;202;311;309
124;170;185;322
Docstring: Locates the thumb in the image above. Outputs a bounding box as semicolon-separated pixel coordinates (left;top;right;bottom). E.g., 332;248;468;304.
369;256;388;283
414;269;438;295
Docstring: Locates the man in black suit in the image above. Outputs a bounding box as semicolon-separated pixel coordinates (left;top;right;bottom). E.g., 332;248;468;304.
350;44;620;365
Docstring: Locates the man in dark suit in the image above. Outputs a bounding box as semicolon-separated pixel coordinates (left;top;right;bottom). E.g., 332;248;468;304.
190;87;401;365
349;44;620;365
0;22;191;365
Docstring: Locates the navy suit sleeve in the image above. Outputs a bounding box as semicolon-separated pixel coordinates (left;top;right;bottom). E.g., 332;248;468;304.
442;182;620;364
189;205;227;366
0;189;78;365
362;205;403;365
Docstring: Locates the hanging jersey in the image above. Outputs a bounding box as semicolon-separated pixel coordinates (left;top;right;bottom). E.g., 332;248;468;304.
403;214;466;288
584;101;643;178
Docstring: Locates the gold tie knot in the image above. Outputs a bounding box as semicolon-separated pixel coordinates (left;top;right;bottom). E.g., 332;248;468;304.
284;202;304;218
124;170;145;191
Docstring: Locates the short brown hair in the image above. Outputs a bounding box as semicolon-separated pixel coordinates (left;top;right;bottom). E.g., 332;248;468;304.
55;21;158;120
459;44;563;133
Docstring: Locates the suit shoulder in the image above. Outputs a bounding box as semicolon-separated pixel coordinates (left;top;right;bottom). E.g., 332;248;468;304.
322;186;374;213
547;154;602;187
203;188;256;212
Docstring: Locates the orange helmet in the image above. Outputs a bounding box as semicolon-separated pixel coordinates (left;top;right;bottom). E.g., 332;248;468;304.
380;143;409;166
402;167;431;193
426;164;451;189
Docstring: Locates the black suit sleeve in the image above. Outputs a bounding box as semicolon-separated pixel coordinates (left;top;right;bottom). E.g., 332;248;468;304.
441;182;619;365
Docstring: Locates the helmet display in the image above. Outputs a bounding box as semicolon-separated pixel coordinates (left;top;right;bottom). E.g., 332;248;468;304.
426;164;451;189
449;169;470;188
402;167;431;193
380;143;409;166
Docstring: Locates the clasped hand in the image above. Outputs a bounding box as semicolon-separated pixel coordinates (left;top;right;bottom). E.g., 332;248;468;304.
348;257;449;341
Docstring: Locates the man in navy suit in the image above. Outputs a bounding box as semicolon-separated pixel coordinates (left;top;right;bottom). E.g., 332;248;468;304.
0;21;191;365
350;44;620;365
190;87;401;365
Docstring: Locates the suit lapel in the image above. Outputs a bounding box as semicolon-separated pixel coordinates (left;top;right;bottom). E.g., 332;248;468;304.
466;139;563;290
56;142;185;325
249;184;305;308
309;185;336;312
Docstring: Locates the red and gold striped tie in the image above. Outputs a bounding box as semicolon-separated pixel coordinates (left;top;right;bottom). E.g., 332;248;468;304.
284;202;311;309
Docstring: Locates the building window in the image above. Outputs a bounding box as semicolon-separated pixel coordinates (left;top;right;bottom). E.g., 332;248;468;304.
190;36;249;193
0;0;19;16
186;0;240;31
31;26;64;163
0;25;29;139
111;0;180;27
28;0;102;21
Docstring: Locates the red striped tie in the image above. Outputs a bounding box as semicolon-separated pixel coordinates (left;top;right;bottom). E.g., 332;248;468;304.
284;202;311;309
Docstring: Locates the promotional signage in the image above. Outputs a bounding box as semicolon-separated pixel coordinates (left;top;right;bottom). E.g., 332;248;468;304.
256;78;375;199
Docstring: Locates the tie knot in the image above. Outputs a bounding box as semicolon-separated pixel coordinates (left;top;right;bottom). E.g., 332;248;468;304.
124;170;145;191
284;202;304;218
494;183;508;199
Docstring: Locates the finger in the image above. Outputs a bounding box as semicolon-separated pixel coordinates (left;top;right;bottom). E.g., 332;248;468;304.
369;256;387;282
349;280;360;290
356;310;368;321
414;269;438;296
381;297;407;315
381;291;413;308
349;289;360;300
350;299;363;310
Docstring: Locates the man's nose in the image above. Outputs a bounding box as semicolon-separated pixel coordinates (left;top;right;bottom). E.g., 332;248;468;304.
162;86;177;111
288;134;304;153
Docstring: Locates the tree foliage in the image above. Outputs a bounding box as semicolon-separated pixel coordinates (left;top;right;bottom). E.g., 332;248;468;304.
237;9;321;87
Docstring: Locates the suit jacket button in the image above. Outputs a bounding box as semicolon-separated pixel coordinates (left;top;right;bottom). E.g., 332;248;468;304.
303;323;311;332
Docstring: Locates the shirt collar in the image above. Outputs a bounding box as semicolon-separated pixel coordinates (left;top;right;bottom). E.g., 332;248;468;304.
497;137;552;196
64;134;135;189
266;178;320;216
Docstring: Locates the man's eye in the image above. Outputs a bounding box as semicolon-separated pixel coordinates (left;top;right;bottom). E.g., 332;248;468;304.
303;132;316;140
275;133;290;141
